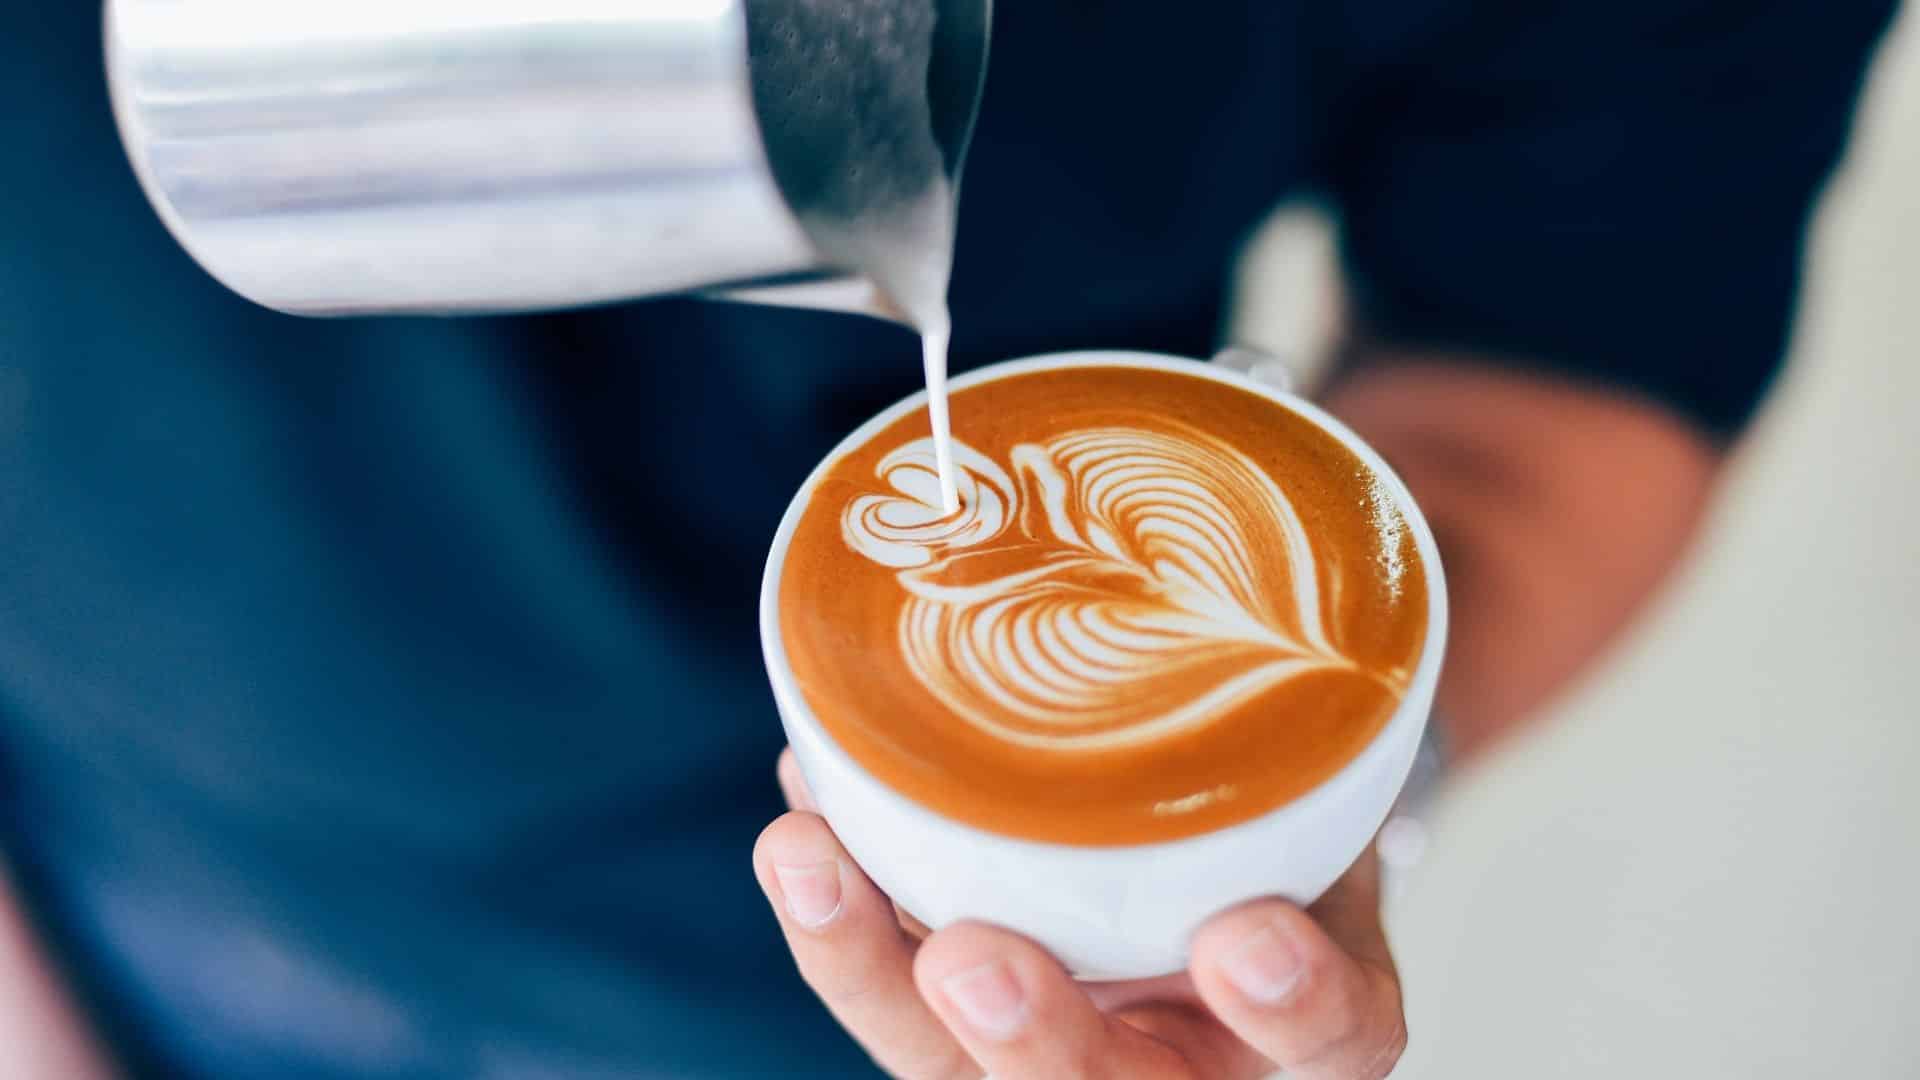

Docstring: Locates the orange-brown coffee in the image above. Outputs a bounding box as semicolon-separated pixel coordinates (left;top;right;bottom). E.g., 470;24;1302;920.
778;364;1428;845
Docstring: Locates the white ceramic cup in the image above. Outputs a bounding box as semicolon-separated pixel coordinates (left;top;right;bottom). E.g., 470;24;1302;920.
760;352;1448;980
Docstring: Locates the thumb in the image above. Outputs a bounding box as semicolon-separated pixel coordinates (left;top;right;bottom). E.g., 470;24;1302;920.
1188;851;1406;1079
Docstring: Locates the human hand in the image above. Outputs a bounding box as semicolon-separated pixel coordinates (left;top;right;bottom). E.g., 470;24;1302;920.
753;750;1407;1079
2;868;117;1079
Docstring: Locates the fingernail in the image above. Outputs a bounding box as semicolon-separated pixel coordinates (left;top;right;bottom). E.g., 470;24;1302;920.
1221;924;1305;1005
941;961;1029;1042
773;861;843;929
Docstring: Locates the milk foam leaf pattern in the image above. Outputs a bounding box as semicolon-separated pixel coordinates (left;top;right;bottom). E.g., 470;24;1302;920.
840;423;1404;752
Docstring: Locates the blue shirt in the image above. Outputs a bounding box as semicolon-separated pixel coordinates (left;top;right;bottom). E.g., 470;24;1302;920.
0;2;1894;1076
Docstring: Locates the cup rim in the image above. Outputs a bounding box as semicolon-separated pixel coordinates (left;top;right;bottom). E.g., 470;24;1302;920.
760;350;1450;856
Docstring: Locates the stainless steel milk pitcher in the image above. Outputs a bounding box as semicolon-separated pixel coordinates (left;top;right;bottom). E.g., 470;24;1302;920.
104;0;991;319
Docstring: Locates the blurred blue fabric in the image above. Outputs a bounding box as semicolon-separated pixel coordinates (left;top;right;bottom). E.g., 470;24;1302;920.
0;2;1893;1076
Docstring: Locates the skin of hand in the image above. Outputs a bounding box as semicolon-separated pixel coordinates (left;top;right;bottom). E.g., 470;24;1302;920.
0;871;117;1080
756;359;1723;1079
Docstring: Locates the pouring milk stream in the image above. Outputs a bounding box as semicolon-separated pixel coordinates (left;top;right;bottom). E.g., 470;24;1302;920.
744;0;966;514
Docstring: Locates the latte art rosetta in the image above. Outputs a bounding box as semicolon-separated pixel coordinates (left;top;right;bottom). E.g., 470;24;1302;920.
840;422;1408;752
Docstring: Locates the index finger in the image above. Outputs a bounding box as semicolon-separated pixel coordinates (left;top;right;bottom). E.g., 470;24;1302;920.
777;748;817;812
754;813;977;1080
778;750;932;939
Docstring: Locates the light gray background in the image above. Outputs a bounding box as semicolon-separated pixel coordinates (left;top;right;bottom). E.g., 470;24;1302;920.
1232;8;1920;1076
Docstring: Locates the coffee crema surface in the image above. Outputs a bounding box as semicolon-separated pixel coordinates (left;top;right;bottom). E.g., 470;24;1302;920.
778;365;1429;845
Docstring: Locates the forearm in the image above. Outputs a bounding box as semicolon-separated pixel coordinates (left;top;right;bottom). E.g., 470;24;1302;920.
1320;356;1723;764
1;865;115;1079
